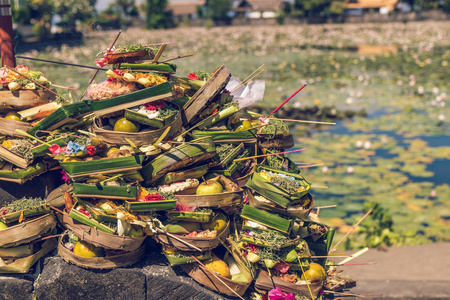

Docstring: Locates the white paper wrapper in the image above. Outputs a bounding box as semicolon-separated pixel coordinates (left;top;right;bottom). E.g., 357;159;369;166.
226;76;265;109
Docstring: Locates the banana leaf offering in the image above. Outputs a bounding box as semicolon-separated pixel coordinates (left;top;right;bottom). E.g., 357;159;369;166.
124;100;179;129
141;137;216;184
60;155;145;180
72;182;138;200
0;197;49;224
246;165;311;208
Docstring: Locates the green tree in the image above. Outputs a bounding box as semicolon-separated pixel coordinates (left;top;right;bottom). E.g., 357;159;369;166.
27;0;54;39
146;0;173;29
443;0;450;13
53;0;97;33
204;0;231;22
293;0;334;17
112;0;139;17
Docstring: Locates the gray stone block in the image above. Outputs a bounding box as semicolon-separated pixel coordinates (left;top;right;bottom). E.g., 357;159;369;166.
0;275;33;300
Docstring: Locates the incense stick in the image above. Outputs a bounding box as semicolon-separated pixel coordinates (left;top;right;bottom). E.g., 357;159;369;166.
159;53;194;63
15;55;108;71
260;84;307;124
338;247;368;265
230;64;266;94
297;253;315;300
233;148;307;162
189;255;245;300
315;205;337;209
330;209;372;252
4;66;58;96
15;129;51;146
270;118;336;125
332;262;377;266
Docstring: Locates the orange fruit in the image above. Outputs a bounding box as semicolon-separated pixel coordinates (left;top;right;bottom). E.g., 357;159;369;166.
205;257;230;278
201;212;227;233
4;112;22;122
113;118;140;133
300;263;326;282
73;241;104;258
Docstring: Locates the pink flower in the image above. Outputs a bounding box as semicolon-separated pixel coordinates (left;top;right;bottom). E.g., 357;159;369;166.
49;144;61;154
176;202;196;212
274;262;290;274
268;287;295;300
86;145;96;156
60;170;71;183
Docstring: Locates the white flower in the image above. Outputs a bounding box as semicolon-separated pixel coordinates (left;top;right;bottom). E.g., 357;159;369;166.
355;140;363;147
293;101;302;108
417;86;424;94
432;87;439;94
322;166;328;173
438;114;445;120
397;80;403;86
364;141;372;149
347;166;354;174
346;97;353;104
430;190;437;197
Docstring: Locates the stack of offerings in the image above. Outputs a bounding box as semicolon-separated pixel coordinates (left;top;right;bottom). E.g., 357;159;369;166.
0;197;58;273
0;41;356;299
0;65;61;183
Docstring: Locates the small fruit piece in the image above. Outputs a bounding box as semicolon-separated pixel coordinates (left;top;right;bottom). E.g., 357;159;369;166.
235;120;252;131
106;147;120;157
300;263;326;282
0;221;8;230
205;258;230;278
162;246;177;255
201;212;227;233
128;225;144;237
113;118;140;133
4;112;22;122
73;241;104;258
196;180;223;195
63;157;83;162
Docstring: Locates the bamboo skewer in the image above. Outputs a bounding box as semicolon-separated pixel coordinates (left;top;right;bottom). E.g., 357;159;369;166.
4;66;58;96
189;255;245;300
330;209;373;253
233;148;307;162
15;55;109;71
260;84;307;124
315;205;337;209
330;262;377;266
51;84;78;90
15;129;51;146
270;118;336;125
311;185;328;189
297;253;315;300
338;247;369;265
159;53;194;63
296;163;324;168
84;30;122;98
156;228;202;252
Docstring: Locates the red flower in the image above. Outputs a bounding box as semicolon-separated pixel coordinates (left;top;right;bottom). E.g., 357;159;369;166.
143;193;165;202
144;101;165;111
49;144;61;154
60;170;71;183
187;73;200;80
95;58;108;68
268;287;295;300
86;145;96;156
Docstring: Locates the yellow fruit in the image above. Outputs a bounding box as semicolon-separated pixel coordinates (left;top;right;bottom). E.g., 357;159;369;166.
4;112;22;122
196;180;223;195
202;212;227;233
235;120;252;131
63;157;83;162
300;263;326;282
106;147;120;157
162;246;177;255
0;221;8;230
205;258;230;278
73;241;104;258
113;118;140;133
258;171;272;181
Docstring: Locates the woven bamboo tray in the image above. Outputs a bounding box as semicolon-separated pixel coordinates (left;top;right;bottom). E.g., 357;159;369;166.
57;233;145;270
153;221;230;252
59;213;146;251
0;213;57;248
